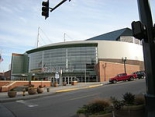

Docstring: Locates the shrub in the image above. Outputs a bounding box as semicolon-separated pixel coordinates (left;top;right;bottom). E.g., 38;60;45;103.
123;92;135;105
110;97;124;110
134;94;145;105
111;92;145;110
9;88;15;91
77;98;112;115
38;85;43;88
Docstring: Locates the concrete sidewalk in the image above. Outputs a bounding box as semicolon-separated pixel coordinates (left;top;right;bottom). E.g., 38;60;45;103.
0;82;106;103
0;82;107;117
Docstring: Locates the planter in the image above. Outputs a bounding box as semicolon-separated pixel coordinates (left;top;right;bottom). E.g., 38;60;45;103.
8;91;17;98
37;87;44;94
63;82;67;86
47;87;50;92
78;113;113;117
54;82;58;87
28;87;37;95
114;104;145;117
78;114;87;117
71;81;77;85
89;113;113;117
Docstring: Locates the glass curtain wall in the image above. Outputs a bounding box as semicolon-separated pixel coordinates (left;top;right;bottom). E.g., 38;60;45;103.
28;46;98;79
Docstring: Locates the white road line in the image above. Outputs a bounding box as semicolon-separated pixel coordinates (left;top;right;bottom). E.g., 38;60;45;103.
16;100;38;108
69;93;99;100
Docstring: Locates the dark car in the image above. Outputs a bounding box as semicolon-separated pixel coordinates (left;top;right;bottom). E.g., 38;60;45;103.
133;71;145;79
0;76;6;80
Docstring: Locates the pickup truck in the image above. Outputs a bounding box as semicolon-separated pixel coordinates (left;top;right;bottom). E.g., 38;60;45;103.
109;73;137;84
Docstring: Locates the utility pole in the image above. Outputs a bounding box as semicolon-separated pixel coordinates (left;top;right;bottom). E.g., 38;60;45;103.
132;0;155;116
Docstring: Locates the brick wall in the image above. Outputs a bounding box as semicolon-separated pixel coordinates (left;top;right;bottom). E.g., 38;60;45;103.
0;81;51;92
98;61;140;82
0;81;11;87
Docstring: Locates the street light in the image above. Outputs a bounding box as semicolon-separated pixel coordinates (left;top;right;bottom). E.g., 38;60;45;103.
122;57;127;73
85;67;86;83
102;63;107;81
60;69;62;85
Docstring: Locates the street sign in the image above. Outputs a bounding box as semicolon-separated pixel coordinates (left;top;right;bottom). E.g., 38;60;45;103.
55;72;59;79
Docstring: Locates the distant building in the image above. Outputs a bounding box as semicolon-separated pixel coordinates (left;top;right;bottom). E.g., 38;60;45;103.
11;28;144;83
0;70;11;80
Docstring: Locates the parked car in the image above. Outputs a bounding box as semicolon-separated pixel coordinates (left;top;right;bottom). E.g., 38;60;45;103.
0;76;6;80
132;71;145;79
109;73;137;84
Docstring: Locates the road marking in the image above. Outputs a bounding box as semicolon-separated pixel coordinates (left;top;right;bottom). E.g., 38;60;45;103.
55;88;79;93
16;100;38;108
69;93;98;100
88;84;103;88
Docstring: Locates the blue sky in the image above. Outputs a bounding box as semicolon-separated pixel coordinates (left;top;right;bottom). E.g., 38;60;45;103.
0;0;155;72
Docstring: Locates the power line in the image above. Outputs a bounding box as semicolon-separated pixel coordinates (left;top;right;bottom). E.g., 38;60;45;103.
40;28;52;43
64;33;74;42
37;27;53;47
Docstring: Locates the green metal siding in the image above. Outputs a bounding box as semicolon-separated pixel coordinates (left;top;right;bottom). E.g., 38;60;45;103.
26;43;97;54
11;54;29;75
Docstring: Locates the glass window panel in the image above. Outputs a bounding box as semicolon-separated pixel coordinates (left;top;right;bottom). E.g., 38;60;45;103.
28;45;98;73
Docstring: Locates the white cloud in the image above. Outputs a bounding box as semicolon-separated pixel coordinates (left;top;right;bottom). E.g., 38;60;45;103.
0;0;155;72
0;6;12;13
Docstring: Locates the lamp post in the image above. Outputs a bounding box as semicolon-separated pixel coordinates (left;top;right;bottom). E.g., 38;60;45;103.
60;69;62;85
28;73;32;86
102;63;107;81
122;57;127;73
85;67;86;83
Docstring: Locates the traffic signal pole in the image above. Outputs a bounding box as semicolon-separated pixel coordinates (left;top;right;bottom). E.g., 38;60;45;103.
137;0;155;116
50;0;67;12
42;0;71;19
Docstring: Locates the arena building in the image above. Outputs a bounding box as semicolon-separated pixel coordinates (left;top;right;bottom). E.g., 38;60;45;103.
11;28;144;84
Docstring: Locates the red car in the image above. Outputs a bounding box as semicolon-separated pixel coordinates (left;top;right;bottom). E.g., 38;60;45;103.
109;73;137;84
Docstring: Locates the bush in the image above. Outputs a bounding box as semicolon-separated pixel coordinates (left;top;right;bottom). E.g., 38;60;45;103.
110;97;124;110
38;85;43;88
123;92;135;105
111;92;145;110
134;94;145;105
9;88;15;91
77;98;112;115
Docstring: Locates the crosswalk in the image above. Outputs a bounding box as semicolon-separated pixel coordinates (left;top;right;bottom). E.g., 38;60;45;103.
16;100;38;108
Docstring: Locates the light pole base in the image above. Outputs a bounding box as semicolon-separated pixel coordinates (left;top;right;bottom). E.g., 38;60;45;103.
145;94;155;117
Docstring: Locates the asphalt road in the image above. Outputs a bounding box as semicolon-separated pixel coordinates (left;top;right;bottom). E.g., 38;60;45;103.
1;79;146;117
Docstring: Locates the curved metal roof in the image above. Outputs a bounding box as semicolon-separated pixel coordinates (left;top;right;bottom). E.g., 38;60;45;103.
86;28;132;41
26;28;133;54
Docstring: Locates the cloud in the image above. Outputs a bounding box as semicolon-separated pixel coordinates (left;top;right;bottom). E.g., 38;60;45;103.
0;6;12;13
0;0;155;72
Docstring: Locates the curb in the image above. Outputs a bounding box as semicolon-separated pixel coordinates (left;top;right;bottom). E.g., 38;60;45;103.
55;88;80;93
0;83;104;103
88;84;103;88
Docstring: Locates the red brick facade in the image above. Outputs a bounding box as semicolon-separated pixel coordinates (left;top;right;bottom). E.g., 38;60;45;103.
97;61;140;82
0;81;51;92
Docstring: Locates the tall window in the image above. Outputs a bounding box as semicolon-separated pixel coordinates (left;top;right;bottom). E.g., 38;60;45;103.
28;45;98;73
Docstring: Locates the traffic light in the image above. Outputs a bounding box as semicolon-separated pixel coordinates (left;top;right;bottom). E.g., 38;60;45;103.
42;0;49;19
131;21;146;41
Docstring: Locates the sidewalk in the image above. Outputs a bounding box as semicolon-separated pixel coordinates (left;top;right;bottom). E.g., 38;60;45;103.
0;82;106;103
0;82;108;117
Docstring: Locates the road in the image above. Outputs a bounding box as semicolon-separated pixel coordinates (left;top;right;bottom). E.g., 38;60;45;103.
1;79;146;117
